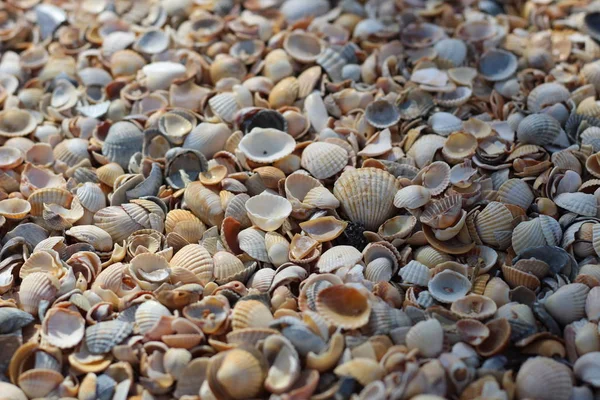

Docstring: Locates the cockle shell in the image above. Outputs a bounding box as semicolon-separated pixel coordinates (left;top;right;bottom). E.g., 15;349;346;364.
316;245;362;273
102;121;144;169
239;128;296;164
479;48;518;81
527;83;571;113
394;185;431;209
428;112;463;137
315;284;371;329
170;244;214;285
428;270;472;303
301;142;348;179
244;191;292;231
19;272;60;316
42;307;85;349
85;320;134;354
406;319;444;357
0;109;37;138
231;299;274;329
516;357;573;400
399;260;431;286
554;192;598;217
451;294;497;320
544;283;590;325
333;168;400;231
516;113;561;146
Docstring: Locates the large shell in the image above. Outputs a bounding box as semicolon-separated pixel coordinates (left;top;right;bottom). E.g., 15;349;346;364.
239;128;296;164
333;168;400;230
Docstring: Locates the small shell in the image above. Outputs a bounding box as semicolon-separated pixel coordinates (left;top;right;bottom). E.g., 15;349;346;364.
394;185;431;209
42;307;85;349
283;32;323;63
497;179;535;211
428;270;472;304
544;283;590;325
516;113;561;146
442;132;478;164
102;122;144;169
479;49;518;81
85;320;134;354
208;348;266;400
334;358;385;386
476;318;511;357
456;319;490;346
239;128;296;164
516;357;573;400
451;294;497;320
315;284;371;329
399;260;431;286
316;245;362;273
428;112;463;137
245;191;292;231
0;109;37;138
19;272;60;316
184;182;224;227
527;83;571;113
0;147;23;169
406;319;444;357
364;100;401;129
231;299;274;330
301;142;348;179
213;251;252;284
434;38;467;67
170;244;214;285
300;217;348;242
333;168;400;230
574;352;600;388
420;194;462;229
0;198;31;220
238;227;269;262
18;369;63;399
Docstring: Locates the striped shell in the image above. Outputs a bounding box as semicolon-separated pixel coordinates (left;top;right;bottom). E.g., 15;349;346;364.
301;142;348;179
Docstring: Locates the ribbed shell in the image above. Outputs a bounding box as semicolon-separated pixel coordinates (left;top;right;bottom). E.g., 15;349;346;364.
28;187;73;217
393;185;431;209
399;260;431;286
554;192;598;217
316;245;363;273
516;113;561;146
102;121;144;168
527;83;571;113
85;320;133;354
18;272;59;316
94;206;144;243
516;357;573;400
544;283;590;325
428;112;463;137
53;138;90;167
434;38;467;67
238;227;269;262
76;182;106;212
333;168;400;230
170;244;214;284
301;142;348;179
474;202;514;248
184;182;224;227
496;179;534;210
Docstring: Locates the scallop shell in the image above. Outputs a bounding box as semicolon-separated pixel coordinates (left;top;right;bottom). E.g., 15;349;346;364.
316;245;363;273
512;217;562;256
238;227;269;262
544;283;590;325
516;357;573;400
208;348;266;400
213;251;251;284
315;284;371;329
18;369;63;399
301;142;348;180
239;128;296;164
479;49;518;81
406;319;444;357
497;179;534;210
399;260;431;286
333;168;400;230
516;113;561;146
135;300;171;335
245;191;292;231
474;202;514;249
393;185;431;210
428;270;472;303
53;138;90;167
527;83;571;113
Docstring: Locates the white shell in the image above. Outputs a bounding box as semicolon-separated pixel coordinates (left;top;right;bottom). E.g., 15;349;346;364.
238;128;297;163
245;191;292;231
428;270;472;303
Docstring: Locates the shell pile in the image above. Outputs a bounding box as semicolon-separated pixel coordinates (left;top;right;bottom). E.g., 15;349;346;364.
4;0;600;399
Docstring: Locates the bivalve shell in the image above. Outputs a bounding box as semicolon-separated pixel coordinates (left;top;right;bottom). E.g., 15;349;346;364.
516;357;573;400
315;284;371;329
301;142;348;180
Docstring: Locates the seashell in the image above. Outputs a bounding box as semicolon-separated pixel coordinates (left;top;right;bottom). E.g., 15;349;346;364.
357;128;393;157
456;319;490;346
334;358;385;386
434;38;467;68
437;86;473;108
441;132;477;165
399;260;431;286
511;217;562;256
333;168;400;231
213;251;252;284
102;122;144;169
301;142;348;179
428;270;472;304
183;295;230;335
0;198;31;220
428;112;463;137
420;194;462;229
283;31;323;64
239;128;296;164
19;272;60;316
0;308;34;334
554;192;597;217
96;163;124;188
300;216;347;242
316;47;346;82
544;283;590;325
42;307;85;349
474;202;514;249
479;49;518;81
231;299;274;329
238;227;269;262
170;244;214;285
245;191;292;231
0;382;27;400
364;100;401;129
184;182;224;227
587;287;600;322
316;245;362;273
18;369;63;399
406;319;444;357
573;351;600;388
315;284;371;329
0;109;37;138
451;294;497;320
476;318;511;357
527;83;571;113
516;357;573;400
85;320;134;354
208;348;266;400
210;54;247;84
516;113;561;146
394;185;431;210
53;138;90;167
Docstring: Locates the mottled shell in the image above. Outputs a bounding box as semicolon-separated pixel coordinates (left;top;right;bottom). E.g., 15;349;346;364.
333;168;400;230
